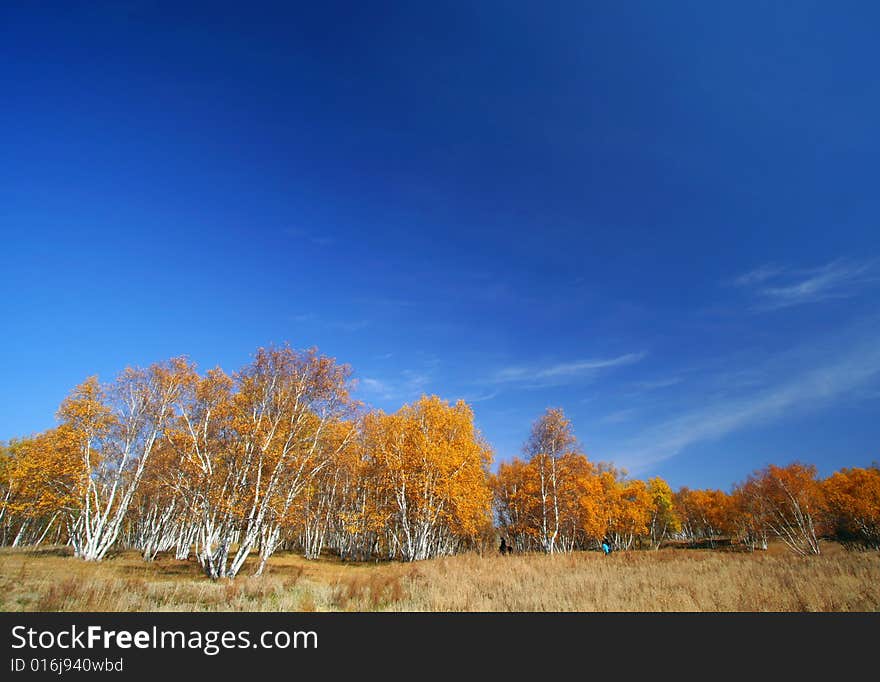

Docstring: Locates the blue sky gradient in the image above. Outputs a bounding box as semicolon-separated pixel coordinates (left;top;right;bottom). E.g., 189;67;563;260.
2;2;879;489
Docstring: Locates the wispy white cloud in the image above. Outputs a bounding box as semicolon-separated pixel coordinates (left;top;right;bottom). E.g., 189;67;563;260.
628;377;683;392
600;408;639;424
492;352;645;387
733;258;877;310
400;370;430;391
616;328;880;473
359;377;389;394
356;369;433;403
457;390;500;404
732;264;784;287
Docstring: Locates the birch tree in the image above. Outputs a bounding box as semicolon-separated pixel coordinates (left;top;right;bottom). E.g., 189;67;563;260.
523;408;578;554
743;463;824;556
823;466;880;549
365;396;493;561
494;458;542;552
0;432;79;547
647;477;680;549
64;360;190;561
170;346;355;579
730;479;770;551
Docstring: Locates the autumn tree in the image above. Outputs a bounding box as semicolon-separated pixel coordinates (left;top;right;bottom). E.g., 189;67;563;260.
128;421;199;561
742;463;824;556
646;477;681;549
0;431;80;547
0;442;11;542
730;479;770;551
524;408;579;554
321;432;387;561
168;347;356;578
64;362;190;561
574;469;615;547
822;465;880;550
673;487;732;547
294;418;361;560
553;453;596;551
495;452;665;552
494;458;538;552
364;396;493;561
603;478;652;550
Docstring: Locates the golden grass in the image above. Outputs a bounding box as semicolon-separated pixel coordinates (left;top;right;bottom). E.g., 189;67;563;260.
1;544;877;612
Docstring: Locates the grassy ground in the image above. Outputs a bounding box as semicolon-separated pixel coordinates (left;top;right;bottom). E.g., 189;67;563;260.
1;543;878;612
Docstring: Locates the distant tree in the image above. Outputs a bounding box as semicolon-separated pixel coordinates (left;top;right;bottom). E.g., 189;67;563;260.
743;463;824;556
523;408;579;554
647;477;681;549
673;487;732;547
493;457;540;552
823;466;880;550
730;479;770;551
604;478;652;550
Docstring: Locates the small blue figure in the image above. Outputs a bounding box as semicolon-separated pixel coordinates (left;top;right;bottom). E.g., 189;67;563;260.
601;540;611;556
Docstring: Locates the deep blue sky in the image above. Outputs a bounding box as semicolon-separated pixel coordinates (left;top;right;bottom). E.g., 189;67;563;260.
2;2;879;490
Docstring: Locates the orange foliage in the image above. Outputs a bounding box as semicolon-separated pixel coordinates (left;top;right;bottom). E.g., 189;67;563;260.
2;347;879;570
823;465;880;549
363;396;493;561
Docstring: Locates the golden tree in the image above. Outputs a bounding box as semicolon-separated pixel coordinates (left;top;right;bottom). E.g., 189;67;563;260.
823;465;880;549
364;396;493;561
673;487;732;547
494;457;541;552
167;347;356;578
523;408;579;553
646;477;681;549
63;362;190;561
0;430;80;547
742;463;824;556
730;478;770;551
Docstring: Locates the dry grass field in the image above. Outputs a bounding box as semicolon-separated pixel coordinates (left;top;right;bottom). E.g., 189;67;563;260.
1;544;878;612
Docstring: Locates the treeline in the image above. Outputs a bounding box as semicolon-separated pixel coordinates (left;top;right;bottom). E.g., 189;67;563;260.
1;346;878;579
496;409;880;556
